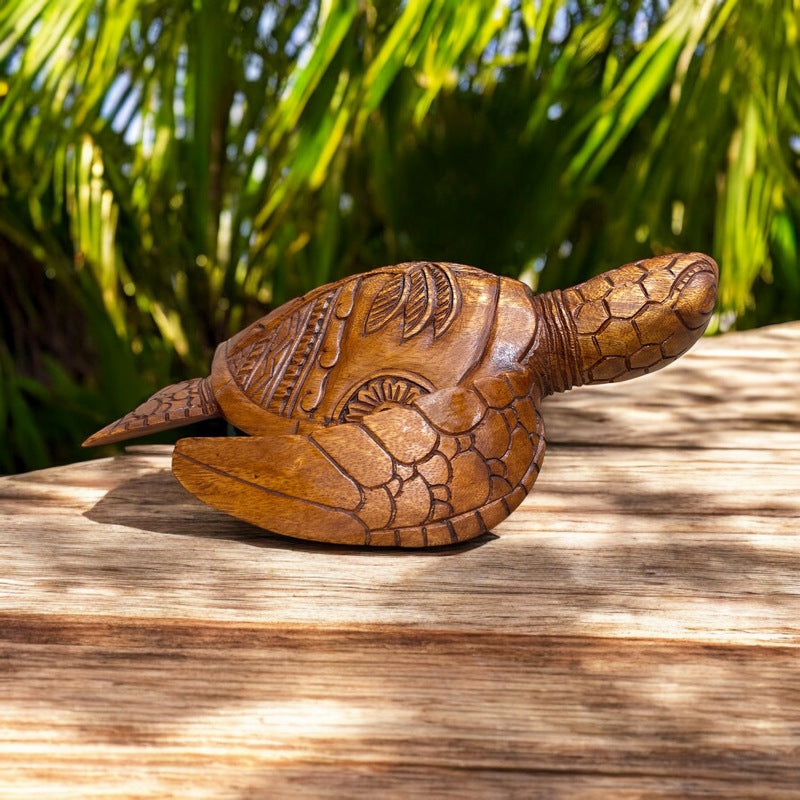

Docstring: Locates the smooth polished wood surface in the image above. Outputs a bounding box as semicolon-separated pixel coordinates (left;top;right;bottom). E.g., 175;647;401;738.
84;254;718;545
3;321;799;798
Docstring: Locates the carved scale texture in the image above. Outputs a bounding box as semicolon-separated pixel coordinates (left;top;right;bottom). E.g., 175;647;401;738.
82;378;219;447
532;255;718;392
172;368;545;547
344;375;545;547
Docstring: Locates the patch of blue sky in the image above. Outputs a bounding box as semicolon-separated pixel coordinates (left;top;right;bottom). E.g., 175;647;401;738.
258;5;279;41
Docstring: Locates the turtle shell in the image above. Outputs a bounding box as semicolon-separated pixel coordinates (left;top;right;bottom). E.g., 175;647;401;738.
209;261;538;435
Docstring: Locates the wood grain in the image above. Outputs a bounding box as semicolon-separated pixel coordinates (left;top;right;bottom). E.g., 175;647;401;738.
1;320;799;798
4;619;800;798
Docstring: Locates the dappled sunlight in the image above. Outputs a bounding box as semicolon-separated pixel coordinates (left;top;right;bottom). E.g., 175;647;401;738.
3;415;798;643
173;699;389;752
4;614;800;794
2;322;799;794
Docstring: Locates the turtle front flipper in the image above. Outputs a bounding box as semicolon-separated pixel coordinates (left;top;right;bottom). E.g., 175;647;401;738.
83;377;221;447
532;252;718;393
172;369;545;547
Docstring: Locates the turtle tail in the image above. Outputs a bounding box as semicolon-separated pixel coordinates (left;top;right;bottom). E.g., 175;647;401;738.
82;377;221;447
531;252;718;394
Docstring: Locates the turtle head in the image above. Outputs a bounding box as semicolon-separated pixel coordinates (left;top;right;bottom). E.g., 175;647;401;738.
627;251;719;336
531;252;718;394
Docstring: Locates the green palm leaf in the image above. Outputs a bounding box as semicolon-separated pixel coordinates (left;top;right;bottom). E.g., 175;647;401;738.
0;0;798;471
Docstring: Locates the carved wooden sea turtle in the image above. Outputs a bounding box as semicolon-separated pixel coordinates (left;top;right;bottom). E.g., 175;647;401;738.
84;252;718;547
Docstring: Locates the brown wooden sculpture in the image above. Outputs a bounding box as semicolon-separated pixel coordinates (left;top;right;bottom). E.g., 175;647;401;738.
84;252;718;546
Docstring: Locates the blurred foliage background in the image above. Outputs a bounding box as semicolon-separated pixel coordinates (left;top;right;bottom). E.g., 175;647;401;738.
1;0;798;473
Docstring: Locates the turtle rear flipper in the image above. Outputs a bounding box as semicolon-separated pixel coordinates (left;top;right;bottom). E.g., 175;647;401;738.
172;372;546;547
82;377;221;447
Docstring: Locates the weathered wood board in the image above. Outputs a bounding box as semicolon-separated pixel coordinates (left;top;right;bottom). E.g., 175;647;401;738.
1;322;799;798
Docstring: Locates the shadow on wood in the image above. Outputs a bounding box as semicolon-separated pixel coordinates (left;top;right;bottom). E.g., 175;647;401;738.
83;464;497;554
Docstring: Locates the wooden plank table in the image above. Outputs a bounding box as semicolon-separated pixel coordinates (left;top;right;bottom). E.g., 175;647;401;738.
2;322;799;798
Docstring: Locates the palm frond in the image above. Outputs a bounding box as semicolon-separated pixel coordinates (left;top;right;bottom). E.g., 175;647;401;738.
0;0;798;471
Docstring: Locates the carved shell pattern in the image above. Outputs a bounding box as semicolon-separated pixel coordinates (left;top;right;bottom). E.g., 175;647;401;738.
223;262;463;422
226;285;348;416
340;376;431;423
364;262;460;340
